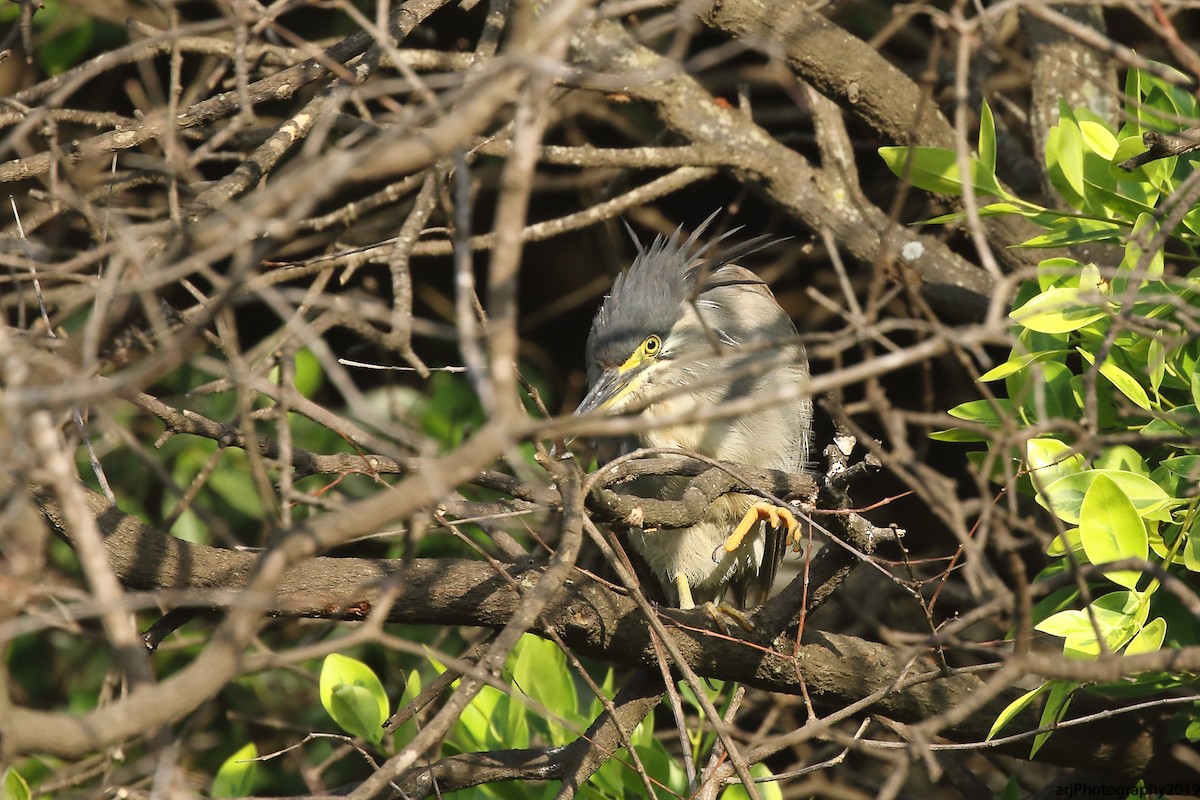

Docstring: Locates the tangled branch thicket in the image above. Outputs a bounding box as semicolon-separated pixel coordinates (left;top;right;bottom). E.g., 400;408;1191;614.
1;1;1199;798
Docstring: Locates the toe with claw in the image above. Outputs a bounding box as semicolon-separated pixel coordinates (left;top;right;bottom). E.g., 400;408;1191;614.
722;501;800;554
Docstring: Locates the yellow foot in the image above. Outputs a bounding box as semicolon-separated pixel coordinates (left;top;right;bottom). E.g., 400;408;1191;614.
722;501;800;554
703;602;756;633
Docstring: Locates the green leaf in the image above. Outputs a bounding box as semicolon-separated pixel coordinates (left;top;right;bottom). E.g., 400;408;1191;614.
1110;135;1161;183
320;654;389;744
1025;438;1085;490
391;669;423;748
947;399;1012;425
1078;474;1148;589
1037;256;1086;292
1185;522;1200;573
929;427;991;443
1017;218;1126;248
1031;680;1076;757
1077;348;1152;410
998;775;1022;800
1046;528;1084;558
1124;617;1166;656
878;146;1006;197
1010;287;1109;334
987;683;1047;740
719;763;782;800
1036;608;1093;640
1035;469;1172;524
978;350;1066;382
978;99;997;172
1037;592;1147;658
1142;404;1200;438
1116;213;1164;296
921;202;1046;225
1047;102;1085;202
212;743;258;799
1094;445;1148;476
0;768;30;800
1078;120;1119;160
512;635;577;746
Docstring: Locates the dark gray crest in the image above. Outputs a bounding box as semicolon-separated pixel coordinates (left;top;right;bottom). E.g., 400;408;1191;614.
585;211;777;380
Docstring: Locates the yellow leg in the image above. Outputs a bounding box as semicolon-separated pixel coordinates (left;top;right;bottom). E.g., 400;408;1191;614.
723;501;800;553
674;573;695;610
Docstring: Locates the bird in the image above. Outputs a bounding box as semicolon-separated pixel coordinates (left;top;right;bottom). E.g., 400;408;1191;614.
575;212;812;610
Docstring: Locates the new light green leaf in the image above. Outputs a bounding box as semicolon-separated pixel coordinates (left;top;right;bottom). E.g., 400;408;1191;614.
978;350;1066;382
1039;592;1146;659
1046;103;1085;203
987;683;1048;740
1017;218;1125;248
978;99;997;172
1025;438;1085;490
212;743;258;799
1124;617;1166;656
1078;120;1118;159
1010;287;1109;334
320;653;389;744
1078;474;1148;589
0;768;30;800
878;146;1005;197
1078;348;1152;410
1031;680;1076;757
947;399;1012;425
1036;469;1172;524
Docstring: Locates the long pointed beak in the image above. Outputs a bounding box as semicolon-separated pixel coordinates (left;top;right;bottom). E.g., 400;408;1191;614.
575;366;641;415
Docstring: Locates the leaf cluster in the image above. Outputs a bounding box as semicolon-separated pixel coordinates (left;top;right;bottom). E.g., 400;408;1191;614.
883;63;1200;757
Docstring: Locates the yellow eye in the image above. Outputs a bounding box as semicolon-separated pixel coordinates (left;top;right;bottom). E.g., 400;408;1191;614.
643;335;661;356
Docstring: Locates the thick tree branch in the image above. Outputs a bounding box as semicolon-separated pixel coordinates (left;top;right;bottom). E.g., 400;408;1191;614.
17;482;1193;780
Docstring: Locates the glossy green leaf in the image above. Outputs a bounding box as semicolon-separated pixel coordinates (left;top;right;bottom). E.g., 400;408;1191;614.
720;762;782;800
1031;680;1076;757
1124;617;1166;656
987;683;1047;740
1036;256;1085;291
320;654;389;744
1077;348;1152;410
1094;445;1148;476
947;399;1012;425
1036;469;1172;524
978;350;1066;382
929;427;991;443
878;146;1005;197
1036;592;1145;659
1047;102;1085;201
1025;438;1085;490
1142;405;1200;438
1046;528;1084;558
978;99;997;172
513;635;574;745
1116;213;1164;297
0;768;30;800
1017;218;1126;248
1110;135;1161;183
1010;287;1109;334
1078;120;1118;160
212;743;258;799
922;202;1045;225
390;669;423;748
1078;474;1147;589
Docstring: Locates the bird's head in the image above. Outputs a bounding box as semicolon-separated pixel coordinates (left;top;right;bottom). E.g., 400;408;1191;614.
576;212;786;417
